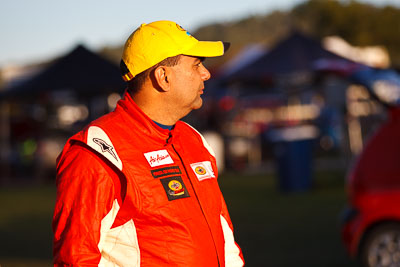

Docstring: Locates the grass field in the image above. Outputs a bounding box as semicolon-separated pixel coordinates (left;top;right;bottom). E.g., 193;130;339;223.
0;170;356;266
219;170;356;267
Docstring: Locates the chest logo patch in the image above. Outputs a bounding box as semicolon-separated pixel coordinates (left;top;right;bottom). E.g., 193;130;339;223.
93;138;118;160
190;161;216;181
168;180;184;196
151;166;181;179
144;149;174;167
160;176;190;201
87;126;122;171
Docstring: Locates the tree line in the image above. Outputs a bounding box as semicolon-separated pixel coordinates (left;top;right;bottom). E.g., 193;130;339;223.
96;0;400;70
192;0;400;68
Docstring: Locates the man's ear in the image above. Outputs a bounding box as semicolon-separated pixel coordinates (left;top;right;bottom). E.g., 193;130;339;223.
153;66;171;92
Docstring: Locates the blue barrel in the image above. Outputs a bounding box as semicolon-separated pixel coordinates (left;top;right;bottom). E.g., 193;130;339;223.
274;138;313;192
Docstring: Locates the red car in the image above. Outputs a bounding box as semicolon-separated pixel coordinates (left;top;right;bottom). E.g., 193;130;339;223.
342;107;400;266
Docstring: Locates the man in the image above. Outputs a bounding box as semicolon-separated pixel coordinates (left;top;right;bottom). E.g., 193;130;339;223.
53;20;244;267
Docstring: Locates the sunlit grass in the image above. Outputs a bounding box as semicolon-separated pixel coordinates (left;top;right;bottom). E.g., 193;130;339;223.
0;170;355;267
0;185;55;266
219;170;355;267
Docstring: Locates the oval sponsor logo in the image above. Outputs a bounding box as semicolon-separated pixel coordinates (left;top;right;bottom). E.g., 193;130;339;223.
195;166;207;175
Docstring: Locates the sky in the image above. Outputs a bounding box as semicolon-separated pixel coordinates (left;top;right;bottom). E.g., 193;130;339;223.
1;0;399;68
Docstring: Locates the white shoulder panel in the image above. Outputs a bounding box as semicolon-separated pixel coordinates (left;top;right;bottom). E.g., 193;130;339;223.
98;219;141;267
98;199;120;254
87;126;123;171
220;215;244;267
183;122;216;158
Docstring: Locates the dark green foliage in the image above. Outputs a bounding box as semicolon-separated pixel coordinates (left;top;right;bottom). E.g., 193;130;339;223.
190;0;400;68
291;0;400;65
99;1;400;69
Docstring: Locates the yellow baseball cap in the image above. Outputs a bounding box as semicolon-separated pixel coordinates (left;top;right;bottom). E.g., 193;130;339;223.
120;20;230;81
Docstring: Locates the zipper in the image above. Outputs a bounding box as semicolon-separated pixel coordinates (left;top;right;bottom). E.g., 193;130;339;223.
171;143;221;267
165;131;172;145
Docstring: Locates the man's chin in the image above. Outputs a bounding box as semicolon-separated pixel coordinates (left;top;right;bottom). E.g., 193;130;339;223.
193;99;203;110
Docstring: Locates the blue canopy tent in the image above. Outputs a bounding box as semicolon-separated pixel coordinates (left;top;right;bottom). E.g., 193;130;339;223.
1;44;125;99
221;31;361;86
0;45;127;182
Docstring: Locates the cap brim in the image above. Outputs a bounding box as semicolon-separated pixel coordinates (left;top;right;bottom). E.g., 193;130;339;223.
183;41;230;58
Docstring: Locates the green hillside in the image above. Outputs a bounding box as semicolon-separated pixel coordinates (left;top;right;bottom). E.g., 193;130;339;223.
100;0;400;69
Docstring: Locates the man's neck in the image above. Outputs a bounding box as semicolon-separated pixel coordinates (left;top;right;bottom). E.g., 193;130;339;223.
130;90;181;126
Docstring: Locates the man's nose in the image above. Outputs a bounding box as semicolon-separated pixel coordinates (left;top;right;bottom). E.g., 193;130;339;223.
201;65;211;81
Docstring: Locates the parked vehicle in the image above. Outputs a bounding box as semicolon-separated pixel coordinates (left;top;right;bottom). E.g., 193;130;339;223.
342;68;400;266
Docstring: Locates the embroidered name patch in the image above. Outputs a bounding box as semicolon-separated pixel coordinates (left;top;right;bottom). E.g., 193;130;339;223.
160;176;190;201
190;161;215;181
144;149;174;167
151;166;181;179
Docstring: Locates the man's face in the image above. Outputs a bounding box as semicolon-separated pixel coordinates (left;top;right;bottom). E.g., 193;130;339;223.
168;55;211;114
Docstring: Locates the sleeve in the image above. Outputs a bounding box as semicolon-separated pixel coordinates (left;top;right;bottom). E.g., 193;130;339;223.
220;195;245;267
52;144;122;266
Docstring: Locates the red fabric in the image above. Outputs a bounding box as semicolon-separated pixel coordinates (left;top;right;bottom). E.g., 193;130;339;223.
53;92;244;266
53;144;121;266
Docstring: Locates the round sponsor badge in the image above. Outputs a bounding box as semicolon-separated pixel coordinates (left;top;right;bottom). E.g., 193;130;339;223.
195;166;207;175
168;180;182;191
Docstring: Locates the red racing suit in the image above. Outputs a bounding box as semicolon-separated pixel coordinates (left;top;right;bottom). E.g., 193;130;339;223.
53;92;244;266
